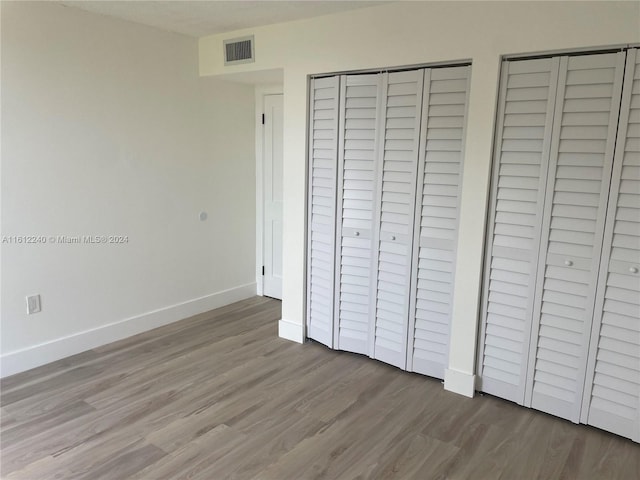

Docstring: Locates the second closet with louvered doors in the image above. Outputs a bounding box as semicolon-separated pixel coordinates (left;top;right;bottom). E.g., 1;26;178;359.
306;63;471;379
478;48;640;440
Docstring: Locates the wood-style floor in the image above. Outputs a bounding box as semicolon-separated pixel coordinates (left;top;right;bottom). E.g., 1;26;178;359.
1;297;638;480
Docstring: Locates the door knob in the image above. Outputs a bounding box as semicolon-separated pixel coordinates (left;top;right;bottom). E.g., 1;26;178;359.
630;266;639;274
564;260;573;267
354;231;360;236
391;236;396;241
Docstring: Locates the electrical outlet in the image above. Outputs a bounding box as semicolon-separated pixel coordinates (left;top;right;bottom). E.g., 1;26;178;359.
26;295;41;314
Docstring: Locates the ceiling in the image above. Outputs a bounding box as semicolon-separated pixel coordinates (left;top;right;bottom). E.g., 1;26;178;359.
59;1;386;38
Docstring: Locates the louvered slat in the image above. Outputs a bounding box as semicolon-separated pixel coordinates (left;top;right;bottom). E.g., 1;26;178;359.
526;52;626;422
478;58;559;402
407;66;470;379
307;77;340;347
335;74;382;354
582;49;640;441
372;70;424;368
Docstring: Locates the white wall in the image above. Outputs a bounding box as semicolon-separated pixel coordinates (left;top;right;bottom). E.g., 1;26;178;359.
199;1;640;396
1;2;256;376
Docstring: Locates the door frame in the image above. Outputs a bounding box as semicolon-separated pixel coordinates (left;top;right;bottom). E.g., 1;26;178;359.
255;85;283;296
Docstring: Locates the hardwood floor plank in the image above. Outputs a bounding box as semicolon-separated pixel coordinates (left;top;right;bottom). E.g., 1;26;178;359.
1;296;638;480
496;413;576;480
366;433;459;480
132;424;248;479
254;373;436;479
4;436;149;480
427;421;492;479
203;412;327;480
0;350;102;393
81;443;167;480
1;365;104;406
0;400;95;449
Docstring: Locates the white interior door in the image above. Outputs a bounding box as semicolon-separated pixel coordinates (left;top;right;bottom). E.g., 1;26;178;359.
371;70;424;369
264;94;284;299
581;49;640;441
307;77;340;347
525;52;625;422
334;73;382;354
407;65;470;380
478;57;560;404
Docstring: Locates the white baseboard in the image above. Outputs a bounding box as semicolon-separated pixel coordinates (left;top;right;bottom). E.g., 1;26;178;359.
278;318;304;344
444;368;476;398
0;283;257;378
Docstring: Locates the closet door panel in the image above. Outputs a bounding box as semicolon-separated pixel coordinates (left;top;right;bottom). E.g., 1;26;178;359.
372;70;424;368
335;74;382;354
478;58;559;402
407;66;471;379
582;49;640;441
307;77;340;347
526;52;626;422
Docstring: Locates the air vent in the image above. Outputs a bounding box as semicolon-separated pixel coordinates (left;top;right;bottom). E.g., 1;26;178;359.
224;35;255;65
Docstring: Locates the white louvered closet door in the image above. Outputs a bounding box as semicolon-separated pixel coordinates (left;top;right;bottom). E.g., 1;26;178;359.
525;52;626;422
478;58;560;403
406;66;470;379
334;74;382;355
581;49;640;441
371;70;425;369
306;77;340;347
